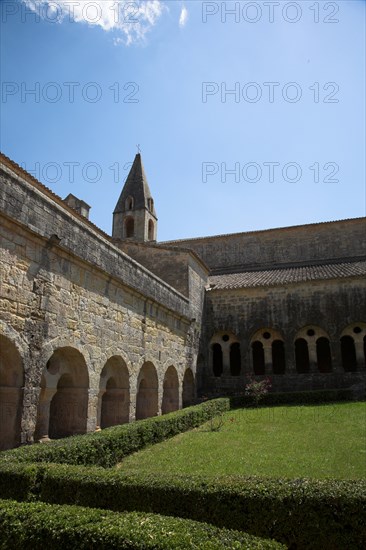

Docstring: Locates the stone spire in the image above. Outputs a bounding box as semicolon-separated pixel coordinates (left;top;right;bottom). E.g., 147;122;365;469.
112;153;157;242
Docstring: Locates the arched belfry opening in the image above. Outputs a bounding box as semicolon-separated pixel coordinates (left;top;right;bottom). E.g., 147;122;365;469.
112;153;158;242
125;217;134;238
148;219;155;241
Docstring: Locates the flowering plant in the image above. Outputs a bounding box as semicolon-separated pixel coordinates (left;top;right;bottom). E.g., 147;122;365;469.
244;377;272;406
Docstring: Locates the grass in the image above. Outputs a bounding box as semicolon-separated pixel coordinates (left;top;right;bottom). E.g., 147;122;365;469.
119;402;366;479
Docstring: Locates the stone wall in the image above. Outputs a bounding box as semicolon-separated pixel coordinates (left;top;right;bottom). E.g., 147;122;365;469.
164;218;366;273
201;277;366;395
0;159;199;448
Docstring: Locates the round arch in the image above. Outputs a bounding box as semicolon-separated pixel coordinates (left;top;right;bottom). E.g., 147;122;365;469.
209;331;241;377
99;356;130;428
250;328;285;375
340;323;366;371
182;368;195;407
35;347;89;440
0;334;24;450
162;365;179;414
136;362;158;420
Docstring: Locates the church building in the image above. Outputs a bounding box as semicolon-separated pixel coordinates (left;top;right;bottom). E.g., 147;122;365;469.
0;151;365;450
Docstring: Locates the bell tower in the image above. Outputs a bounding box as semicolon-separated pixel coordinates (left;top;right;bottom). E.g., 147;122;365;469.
112;153;157;242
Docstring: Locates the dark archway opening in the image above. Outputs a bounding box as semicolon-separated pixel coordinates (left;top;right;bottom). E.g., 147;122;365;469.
148;220;154;241
272;340;286;374
212;343;223;377
230;343;241;376
162;366;179;414
316;337;332;373
252;341;265;375
182;368;195;407
295;338;310;373
100;357;130;429
136;363;158;420
340;335;357;372
125;217;134;238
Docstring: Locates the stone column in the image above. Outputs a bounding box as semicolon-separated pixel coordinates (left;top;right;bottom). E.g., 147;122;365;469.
222;344;230;376
263;344;272;375
95;389;105;430
308;342;318;372
87;388;99;433
21;385;41;445
36;388;57;442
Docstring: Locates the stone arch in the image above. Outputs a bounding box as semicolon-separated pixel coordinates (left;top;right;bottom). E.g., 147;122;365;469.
250;328;285;375
125;217;134;238
340;323;366;370
136;362;158;420
162;365;179;414
0;334;24;450
209;331;240;377
35;347;89;440
295;326;332;373
182;368;195;407
99;356;130;428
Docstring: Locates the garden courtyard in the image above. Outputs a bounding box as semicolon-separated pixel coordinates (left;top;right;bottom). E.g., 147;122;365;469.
120;402;366;480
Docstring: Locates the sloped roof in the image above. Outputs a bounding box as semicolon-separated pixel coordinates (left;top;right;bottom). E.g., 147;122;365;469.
208;260;366;290
113;153;156;216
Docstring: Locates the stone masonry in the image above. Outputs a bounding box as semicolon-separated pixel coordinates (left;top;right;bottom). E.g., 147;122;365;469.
0;151;365;450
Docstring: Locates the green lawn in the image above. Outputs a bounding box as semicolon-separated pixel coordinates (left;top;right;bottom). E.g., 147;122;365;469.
120;402;366;479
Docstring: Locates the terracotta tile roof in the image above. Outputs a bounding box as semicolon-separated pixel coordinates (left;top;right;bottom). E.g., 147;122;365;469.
208;260;366;290
163;218;366;245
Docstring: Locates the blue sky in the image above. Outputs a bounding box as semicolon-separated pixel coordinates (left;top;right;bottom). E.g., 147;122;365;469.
1;0;365;240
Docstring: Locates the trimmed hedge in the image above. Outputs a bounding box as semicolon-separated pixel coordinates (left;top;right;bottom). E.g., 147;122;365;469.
230;388;355;409
0;398;230;468
0;462;365;549
0;499;285;549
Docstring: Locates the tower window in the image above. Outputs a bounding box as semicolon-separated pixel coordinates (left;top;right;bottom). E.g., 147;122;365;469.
148;219;154;241
125;217;134;238
126;196;134;210
147;198;154;212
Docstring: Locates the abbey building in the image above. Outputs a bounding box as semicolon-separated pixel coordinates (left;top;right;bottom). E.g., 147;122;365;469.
0;151;365;450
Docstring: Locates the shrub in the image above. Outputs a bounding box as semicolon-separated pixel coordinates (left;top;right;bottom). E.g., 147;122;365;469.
1;462;364;549
0;499;285;549
244;377;272;406
0;398;230;468
230;388;355;409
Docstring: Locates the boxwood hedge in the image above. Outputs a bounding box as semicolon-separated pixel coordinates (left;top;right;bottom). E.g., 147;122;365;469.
0;462;365;549
230;388;354;409
0;499;285;549
0;398;230;468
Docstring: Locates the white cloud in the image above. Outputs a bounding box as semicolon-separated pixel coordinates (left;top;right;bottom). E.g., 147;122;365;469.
179;5;188;28
22;0;165;45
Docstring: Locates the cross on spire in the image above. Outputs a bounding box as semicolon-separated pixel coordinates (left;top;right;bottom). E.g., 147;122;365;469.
136;144;141;154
